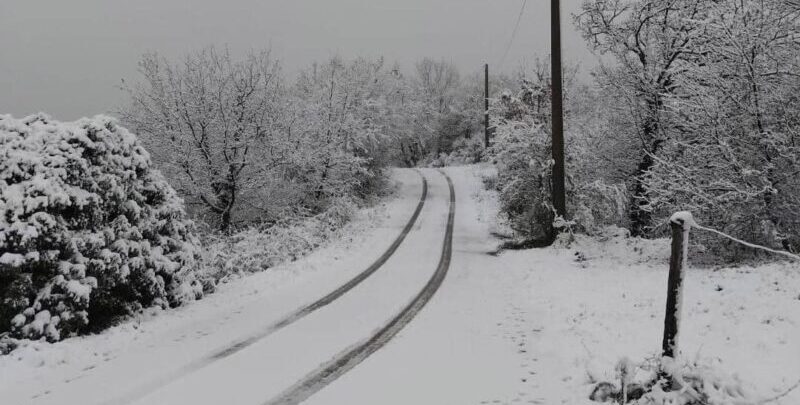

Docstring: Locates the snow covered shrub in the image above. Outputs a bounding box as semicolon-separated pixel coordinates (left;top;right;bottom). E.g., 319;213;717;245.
643;134;800;260
0;114;201;341
572;181;629;234
490;132;553;240
486;67;630;243
486;85;556;241
431;110;480;157
199;197;357;283
430;137;485;167
589;357;756;404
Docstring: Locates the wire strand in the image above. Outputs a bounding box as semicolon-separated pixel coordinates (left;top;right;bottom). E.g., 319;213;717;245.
690;223;800;261
499;0;528;70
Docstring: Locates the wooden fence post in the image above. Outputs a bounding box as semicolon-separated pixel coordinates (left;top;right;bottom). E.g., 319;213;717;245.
662;214;689;358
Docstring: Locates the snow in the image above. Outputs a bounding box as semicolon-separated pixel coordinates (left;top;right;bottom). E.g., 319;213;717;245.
2;164;798;404
0;252;24;266
670;210;697;228
0;168;425;405
23;311;56;339
65;279;94;302
306;165;800;405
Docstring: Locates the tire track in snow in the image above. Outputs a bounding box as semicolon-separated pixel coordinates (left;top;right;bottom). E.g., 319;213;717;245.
106;170;428;405
264;169;456;405
208;170;429;360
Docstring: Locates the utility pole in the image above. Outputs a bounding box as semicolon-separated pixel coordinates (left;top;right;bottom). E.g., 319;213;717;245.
550;0;566;225
484;63;490;148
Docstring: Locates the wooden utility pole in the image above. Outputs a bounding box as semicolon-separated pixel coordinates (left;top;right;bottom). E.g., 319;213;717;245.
550;0;566;223
484;63;490;148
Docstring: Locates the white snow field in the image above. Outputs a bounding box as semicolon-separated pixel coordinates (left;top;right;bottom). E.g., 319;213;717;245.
2;165;799;405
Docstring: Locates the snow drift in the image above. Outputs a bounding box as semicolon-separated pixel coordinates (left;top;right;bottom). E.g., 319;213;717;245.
0;114;201;344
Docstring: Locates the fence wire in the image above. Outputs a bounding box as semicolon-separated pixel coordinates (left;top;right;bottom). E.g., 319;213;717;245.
689;222;800;262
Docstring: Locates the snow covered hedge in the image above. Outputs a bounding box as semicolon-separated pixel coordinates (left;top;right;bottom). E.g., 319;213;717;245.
0;114;202;343
199;197;357;283
486;83;628;242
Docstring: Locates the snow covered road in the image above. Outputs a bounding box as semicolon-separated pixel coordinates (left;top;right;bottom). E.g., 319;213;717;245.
129;169;453;405
302;166;526;405
265;170;455;405
1;168;441;404
3;165;798;405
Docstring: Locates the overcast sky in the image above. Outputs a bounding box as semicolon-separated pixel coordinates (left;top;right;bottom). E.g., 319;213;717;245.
0;0;595;120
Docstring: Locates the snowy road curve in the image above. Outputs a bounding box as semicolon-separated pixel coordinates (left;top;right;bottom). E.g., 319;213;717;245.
126;169;457;405
265;170;455;405
100;170;431;404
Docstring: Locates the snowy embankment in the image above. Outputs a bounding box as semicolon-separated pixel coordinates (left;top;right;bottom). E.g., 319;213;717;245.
0;169;423;405
306;164;800;405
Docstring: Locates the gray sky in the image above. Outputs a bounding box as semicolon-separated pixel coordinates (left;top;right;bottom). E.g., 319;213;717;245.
0;0;594;120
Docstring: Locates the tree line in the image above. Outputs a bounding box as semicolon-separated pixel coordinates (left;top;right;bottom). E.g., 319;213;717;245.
121;49;485;232
489;0;800;258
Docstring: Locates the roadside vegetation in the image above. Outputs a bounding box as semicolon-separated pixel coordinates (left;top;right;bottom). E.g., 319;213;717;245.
482;0;800;264
0;115;202;349
0;48;481;348
0;46;513;349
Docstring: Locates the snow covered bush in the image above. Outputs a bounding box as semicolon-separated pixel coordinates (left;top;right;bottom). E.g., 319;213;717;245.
486;73;628;242
572;181;629;235
487;100;554;241
0;114;201;342
430;137;485;167
589;357;757;404
199;197;357;282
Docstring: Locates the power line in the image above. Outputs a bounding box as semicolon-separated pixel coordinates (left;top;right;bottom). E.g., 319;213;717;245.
498;0;528;70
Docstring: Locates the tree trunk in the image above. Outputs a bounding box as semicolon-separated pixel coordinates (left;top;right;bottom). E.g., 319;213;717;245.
218;170;237;232
629;102;663;237
221;205;233;232
630;154;655;237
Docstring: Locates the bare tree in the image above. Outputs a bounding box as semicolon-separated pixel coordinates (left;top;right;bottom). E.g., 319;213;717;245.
121;47;286;231
291;56;392;207
414;58;461;114
576;0;709;235
644;0;800;254
407;58;463;159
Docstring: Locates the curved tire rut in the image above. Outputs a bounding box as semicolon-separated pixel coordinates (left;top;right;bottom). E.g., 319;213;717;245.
107;170;429;405
265;169;456;405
